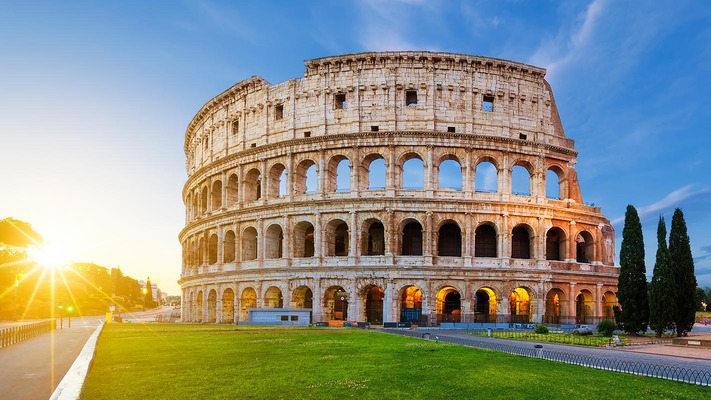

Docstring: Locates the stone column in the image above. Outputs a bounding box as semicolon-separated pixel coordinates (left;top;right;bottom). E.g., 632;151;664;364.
351;146;359;196
464;212;472;267
348;280;357;322
464;149;473;199
568;282;577;323
568;221;577;261
383;280;393;323
349;210;358;264
595;283;603;319
425;145;434;194
312;279;322;322
216;293;223;324
314;213;323;261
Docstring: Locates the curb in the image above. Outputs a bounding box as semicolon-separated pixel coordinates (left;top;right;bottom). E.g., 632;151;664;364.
50;322;105;400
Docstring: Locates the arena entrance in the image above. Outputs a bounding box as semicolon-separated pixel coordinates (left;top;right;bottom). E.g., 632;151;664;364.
544;288;566;324
240;287;256;321
509;287;531;323
474;287;497;323
324;286;348;321
400;285;423;323
436;286;461;323
576;290;594;324
222;288;234;324
293;286;313;309
363;286;384;324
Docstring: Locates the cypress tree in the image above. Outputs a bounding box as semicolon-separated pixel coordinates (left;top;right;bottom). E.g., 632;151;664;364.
648;216;675;337
616;205;648;334
669;208;697;336
144;277;155;309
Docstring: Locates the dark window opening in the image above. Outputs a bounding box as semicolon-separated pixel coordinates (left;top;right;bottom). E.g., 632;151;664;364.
232;121;239;135
406;90;418;106
304;131;311;138
275;104;283;120
448;126;456;133
438;222;462;257
511;227;531;259
519;133;527;140
335;94;346;109
475;225;497;257
250;143;256;148
401;222;423;256
290;315;298;321
482;95;494;112
371;126;379;132
280;315;288;321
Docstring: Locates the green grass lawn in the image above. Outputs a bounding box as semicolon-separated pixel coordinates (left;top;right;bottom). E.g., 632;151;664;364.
471;330;631;346
83;324;708;399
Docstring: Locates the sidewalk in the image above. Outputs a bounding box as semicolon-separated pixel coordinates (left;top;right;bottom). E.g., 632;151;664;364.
0;317;102;400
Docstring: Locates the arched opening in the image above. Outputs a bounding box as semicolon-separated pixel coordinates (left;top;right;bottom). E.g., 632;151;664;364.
511;165;531;196
207;289;217;323
226;173;239;206
365;155;386;190
244;168;261;201
362;219;385;256
399;286;422;323
438;158;462;190
294;160;318;194
223;230;236;263
240;287;256;321
324;286;348;321
264;286;283;308
211;180;222;210
196;291;204;322
208;234;218;264
475;287;497;322
401;220;423;256
185;193;192;220
475;161;498;193
576;231;594;263
576;289;594;324
511;225;531;259
438;222;462;257
546;168;562;199
293;286;313;309
546;227;566;261
401;156;424;189
268;163;286;198
222;288;234;324
200;186;208;214
325;219;349;256
436;287;461;323
242;227;258;261
327;156;351;192
602;291;617;320
363;286;384;324
293;222;315;257
545;288;566;324
510;287;531;323
193;193;199;219
264;224;284;259
198;237;205;266
475;224;497;257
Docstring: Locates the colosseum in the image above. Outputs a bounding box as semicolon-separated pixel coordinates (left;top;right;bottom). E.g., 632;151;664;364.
179;51;618;327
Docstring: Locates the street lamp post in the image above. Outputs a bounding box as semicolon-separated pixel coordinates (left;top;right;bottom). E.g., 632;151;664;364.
67;306;73;328
58;305;64;329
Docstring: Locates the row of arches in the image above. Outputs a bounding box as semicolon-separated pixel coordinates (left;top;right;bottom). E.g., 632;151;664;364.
183;217;604;269
186;151;570;220
184;283;617;326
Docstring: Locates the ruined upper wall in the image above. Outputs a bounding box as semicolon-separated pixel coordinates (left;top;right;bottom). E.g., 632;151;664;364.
184;51;571;173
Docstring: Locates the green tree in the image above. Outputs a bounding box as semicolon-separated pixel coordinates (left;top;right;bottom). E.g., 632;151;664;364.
696;288;708;311
669;209;697;336
144;277;155;309
648;216;675;337
616;205;648;334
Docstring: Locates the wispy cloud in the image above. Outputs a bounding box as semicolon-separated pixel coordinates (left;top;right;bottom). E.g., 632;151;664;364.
355;0;441;51
610;185;711;226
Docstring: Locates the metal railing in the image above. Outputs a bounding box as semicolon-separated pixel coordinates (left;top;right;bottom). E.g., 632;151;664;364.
386;330;710;386
0;320;55;349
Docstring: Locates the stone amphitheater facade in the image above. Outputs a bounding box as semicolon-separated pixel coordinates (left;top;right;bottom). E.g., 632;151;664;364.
179;51;618;326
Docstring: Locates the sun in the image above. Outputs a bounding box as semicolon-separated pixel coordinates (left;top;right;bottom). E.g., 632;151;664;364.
28;241;71;269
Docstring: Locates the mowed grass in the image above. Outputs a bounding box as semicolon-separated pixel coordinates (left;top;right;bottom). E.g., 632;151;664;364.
83;324;707;399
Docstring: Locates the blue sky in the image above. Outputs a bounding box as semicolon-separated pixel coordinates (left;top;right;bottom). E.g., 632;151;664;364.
1;0;709;294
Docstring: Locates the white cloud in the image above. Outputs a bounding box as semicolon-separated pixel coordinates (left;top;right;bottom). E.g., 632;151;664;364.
610;184;711;226
355;0;441;51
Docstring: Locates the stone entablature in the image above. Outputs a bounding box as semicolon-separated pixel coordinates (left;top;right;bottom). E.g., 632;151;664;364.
179;52;618;327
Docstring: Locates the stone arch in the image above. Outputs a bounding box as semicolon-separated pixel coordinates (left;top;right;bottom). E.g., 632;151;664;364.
400;218;423;256
510;162;533;196
361;153;386;190
200;185;208;214
293;221;315;257
576;230;595;263
399;285;423;323
474;223;497;257
436;286;461;323
208;233;218;264
474;158;498;193
325;219;349;256
268;163;287;198
327;155;351;192
264;224;284;259
475;287;498;322
242;227;258;261
207;289;217;323
223;230;236;263
546;227;567;261
198;237;205;266
546;164;566;200
361;218;385;256
324;285;348;321
399;152;425;189
576;289;594;324
545;288;567;324
226;173;239;206
196;290;204;322
437;221;462;257
293;285;313;309
602;291;617;320
222;288;234;324
601;225;615;266
240;287;256;321
211;180;222;210
362;285;384;324
510;287;531;323
511;224;533;259
294;159;318;194
189;291;196;322
264;286;283;308
437;156;463;190
244;168;262;201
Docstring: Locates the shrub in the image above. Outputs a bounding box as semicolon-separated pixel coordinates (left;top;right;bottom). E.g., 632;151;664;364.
534;324;549;334
597;319;616;337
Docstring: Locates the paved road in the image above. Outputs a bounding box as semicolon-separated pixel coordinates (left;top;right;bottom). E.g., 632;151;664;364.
0;317;102;400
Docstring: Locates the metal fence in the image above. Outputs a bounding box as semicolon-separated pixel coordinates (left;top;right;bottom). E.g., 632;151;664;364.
0;320;55;349
386;329;711;386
